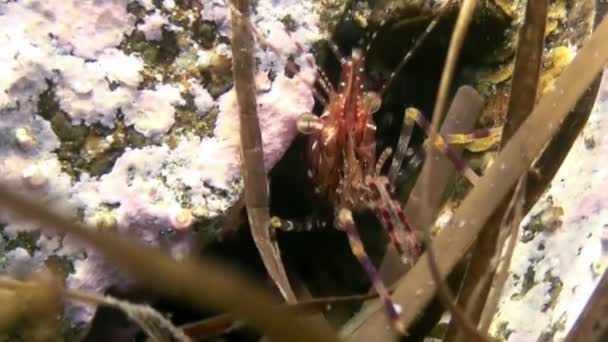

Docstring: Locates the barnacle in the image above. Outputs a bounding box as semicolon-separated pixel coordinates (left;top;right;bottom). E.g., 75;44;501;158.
14;128;35;151
170;208;194;230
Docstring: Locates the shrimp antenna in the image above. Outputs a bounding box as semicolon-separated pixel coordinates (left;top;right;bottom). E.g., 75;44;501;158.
368;0;456;99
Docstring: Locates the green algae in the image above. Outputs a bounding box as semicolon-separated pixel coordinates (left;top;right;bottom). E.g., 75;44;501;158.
126;1;148;23
167;95;218;148
511;264;538;300
44;255;75;283
199;54;234;98
120;0;228;147
192;19;218;49
494;320;514;341
542;272;564;312
5;232;41;255
119;28;180;84
36;0;233;180
280;14;298;32
36;83;156;179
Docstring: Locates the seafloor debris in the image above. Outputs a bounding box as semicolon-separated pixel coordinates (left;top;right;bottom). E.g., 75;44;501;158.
0;0;323;334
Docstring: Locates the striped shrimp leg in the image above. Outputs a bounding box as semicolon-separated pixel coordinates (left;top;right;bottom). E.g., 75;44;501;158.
335;208;406;335
404;107;502;186
366;176;422;264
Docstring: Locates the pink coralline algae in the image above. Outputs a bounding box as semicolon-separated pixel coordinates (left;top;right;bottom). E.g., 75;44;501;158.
0;0;323;330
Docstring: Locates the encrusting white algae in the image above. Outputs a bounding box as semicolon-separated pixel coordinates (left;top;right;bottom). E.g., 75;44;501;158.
488;71;608;342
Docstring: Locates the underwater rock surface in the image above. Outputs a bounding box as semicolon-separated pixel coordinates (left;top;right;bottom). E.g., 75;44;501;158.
489;70;608;341
0;0;322;329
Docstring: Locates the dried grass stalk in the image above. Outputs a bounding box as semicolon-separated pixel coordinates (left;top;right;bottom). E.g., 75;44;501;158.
0;186;338;342
229;0;296;303
346;11;608;342
446;1;549;339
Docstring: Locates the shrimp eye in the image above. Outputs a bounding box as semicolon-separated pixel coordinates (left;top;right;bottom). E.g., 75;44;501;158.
365;91;381;114
297;113;323;135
